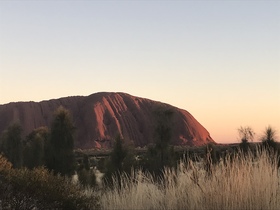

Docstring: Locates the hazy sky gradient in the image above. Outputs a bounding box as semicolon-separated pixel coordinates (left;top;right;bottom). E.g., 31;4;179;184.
1;1;279;143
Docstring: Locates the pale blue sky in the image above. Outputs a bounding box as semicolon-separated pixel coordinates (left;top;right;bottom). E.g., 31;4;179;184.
0;1;279;143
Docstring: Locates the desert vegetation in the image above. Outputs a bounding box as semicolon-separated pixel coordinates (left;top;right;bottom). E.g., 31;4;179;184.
100;149;280;210
0;106;279;209
0;106;100;209
0;155;99;209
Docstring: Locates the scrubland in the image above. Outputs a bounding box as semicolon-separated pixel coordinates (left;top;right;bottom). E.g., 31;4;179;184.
1;147;279;209
99;149;280;210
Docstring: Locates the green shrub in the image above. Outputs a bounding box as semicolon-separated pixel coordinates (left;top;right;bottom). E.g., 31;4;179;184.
0;155;99;209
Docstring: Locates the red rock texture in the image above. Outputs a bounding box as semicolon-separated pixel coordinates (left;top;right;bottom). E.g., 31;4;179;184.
0;92;215;149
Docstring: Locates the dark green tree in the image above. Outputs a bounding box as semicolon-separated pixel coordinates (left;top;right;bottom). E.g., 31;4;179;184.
238;126;254;153
238;126;255;143
110;134;127;172
23;127;49;169
0;123;23;168
143;107;176;177
77;154;97;188
82;154;90;171
261;126;278;152
45;106;75;176
104;135;126;178
103;134;135;186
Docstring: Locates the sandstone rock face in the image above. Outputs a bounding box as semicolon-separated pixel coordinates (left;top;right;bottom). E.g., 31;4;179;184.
0;92;215;149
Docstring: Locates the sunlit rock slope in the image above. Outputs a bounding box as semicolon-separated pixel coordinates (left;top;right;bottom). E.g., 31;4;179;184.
0;92;215;149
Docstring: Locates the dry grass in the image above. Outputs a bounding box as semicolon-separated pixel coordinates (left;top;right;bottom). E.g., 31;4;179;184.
100;149;280;210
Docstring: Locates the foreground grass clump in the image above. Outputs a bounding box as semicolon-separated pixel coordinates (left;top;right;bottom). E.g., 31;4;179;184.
0;155;99;210
101;149;280;210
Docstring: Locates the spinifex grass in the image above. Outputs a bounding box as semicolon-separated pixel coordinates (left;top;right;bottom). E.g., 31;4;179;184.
100;149;280;210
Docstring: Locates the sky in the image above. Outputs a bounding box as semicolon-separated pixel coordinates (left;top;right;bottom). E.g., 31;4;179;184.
0;0;279;144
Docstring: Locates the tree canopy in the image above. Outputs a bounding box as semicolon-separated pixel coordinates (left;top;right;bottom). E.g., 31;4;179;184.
45;106;75;176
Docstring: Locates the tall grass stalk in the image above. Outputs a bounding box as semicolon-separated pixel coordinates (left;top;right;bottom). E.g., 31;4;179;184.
100;149;280;210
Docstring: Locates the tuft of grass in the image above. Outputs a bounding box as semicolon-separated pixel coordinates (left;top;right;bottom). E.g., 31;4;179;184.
100;149;280;210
